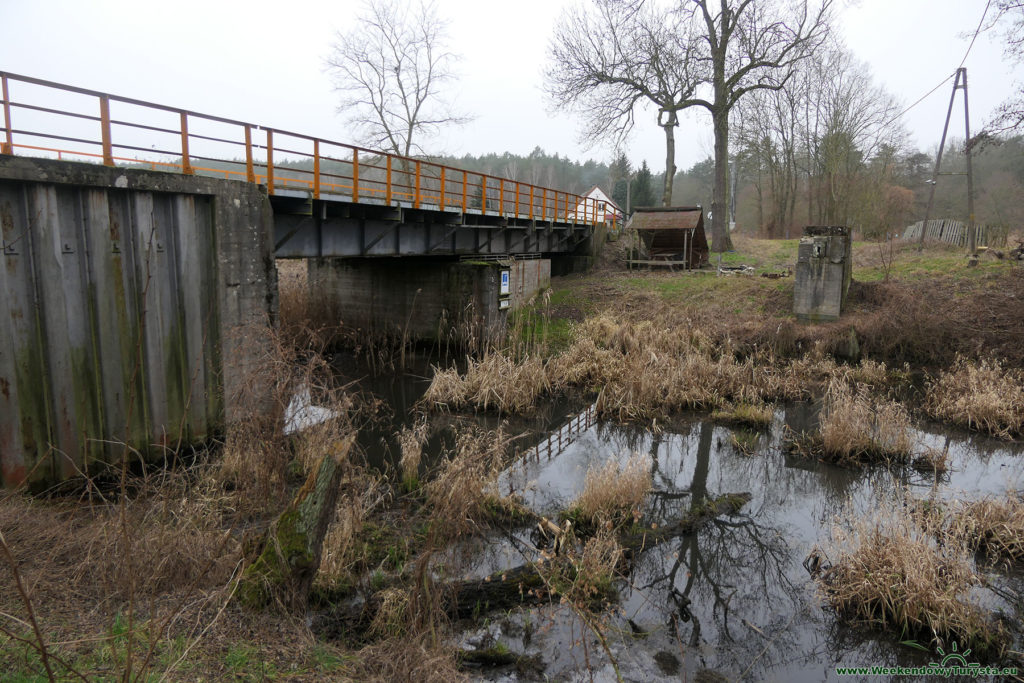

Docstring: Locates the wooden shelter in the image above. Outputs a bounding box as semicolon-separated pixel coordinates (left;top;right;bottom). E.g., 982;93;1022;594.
628;206;710;269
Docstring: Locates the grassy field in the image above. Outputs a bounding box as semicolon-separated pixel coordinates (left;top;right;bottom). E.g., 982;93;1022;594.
546;233;1024;368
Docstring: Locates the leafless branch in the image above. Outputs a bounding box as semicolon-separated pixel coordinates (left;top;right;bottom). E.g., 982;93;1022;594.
325;0;470;157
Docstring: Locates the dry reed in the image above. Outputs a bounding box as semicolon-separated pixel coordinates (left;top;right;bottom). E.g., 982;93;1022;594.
568;453;652;528
423;353;549;414
925;357;1024;438
398;420;430;490
711;402;774;430
422;312;905;422
424;426;514;539
949;493;1024;565
819;380;914;465
813;502;1006;657
911;446;951;475
316;470;390;588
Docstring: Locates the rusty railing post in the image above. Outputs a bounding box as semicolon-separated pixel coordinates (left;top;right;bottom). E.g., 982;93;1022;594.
266;130;275;195
99;95;114;166
311;139;319;197
386;155;392;204
352;148;360;202
529;186;534;220
461;170;467;212
1;74;13;155
499;179;505;216
244;124;255;182
414;160;421;208
481;176;487;213
439;167;446;210
541;188;547;222
313;139;320;198
514;182;520;217
180;112;193;174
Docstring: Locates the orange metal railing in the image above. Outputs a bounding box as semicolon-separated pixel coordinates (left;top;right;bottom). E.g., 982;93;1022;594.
0;71;601;227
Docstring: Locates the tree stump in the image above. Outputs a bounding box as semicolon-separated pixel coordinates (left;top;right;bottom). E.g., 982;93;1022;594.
238;435;354;610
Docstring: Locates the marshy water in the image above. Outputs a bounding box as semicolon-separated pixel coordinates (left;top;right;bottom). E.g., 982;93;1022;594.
335;350;1024;681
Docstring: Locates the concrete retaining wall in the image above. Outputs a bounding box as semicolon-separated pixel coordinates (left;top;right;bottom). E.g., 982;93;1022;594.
0;157;276;488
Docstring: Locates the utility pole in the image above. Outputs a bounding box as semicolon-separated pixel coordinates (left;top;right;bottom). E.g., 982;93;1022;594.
917;67;976;259
626;174;632;216
963;69;976;257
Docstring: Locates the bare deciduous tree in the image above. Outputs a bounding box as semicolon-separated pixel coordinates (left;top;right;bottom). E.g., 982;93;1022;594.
546;0;699;205
736;40;907;237
985;1;1024;134
326;0;467;160
683;0;834;252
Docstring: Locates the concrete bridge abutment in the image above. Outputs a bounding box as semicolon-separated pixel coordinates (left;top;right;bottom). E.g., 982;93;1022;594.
0;157;277;489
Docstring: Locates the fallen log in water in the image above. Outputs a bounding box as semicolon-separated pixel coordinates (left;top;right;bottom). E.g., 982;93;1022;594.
313;492;752;640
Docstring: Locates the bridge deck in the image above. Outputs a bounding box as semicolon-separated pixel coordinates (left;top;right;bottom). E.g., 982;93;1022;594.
0;71;601;257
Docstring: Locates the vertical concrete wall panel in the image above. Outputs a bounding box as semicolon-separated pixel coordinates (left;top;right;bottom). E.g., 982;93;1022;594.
0;186;29;483
0;157;276;489
33;185;85;480
83;189;142;463
1;185;53;484
173;195;209;442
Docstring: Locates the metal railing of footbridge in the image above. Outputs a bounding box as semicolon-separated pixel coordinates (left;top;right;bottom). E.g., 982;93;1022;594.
0;71;601;225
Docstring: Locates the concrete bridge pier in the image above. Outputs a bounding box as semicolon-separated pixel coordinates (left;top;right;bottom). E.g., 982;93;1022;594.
306;253;558;349
308;257;507;349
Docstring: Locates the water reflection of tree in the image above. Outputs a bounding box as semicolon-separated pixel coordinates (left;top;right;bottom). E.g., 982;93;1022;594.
627;422;807;676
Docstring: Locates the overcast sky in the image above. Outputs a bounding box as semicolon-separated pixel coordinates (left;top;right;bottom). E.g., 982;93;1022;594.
2;0;1020;175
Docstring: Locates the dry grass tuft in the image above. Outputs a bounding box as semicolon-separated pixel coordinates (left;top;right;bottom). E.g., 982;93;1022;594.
819;380;914;465
398;419;430;490
424;426;514;539
423;354;549;414
711;402;773;430
369;588;412;638
848;359;895;386
343;636;465;682
316;470;390;588
813;502;1006;658
950;493;1024;564
423;311;914;422
546;526;623;609
568;453;652;528
925;357;1024;438
0;467;240;615
911;446;951;476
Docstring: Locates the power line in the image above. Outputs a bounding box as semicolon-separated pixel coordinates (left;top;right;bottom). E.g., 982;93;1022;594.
883;0;992;127
884;73;955;127
958;0;992;70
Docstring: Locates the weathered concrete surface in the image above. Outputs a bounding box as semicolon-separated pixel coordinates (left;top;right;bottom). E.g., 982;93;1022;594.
0;156;276;488
793;226;852;322
509;259;551;309
308;256;507;347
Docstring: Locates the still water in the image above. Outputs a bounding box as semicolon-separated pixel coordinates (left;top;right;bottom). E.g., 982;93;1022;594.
335;351;1024;681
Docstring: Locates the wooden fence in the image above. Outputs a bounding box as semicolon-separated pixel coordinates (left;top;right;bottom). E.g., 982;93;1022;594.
902;219;1008;248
